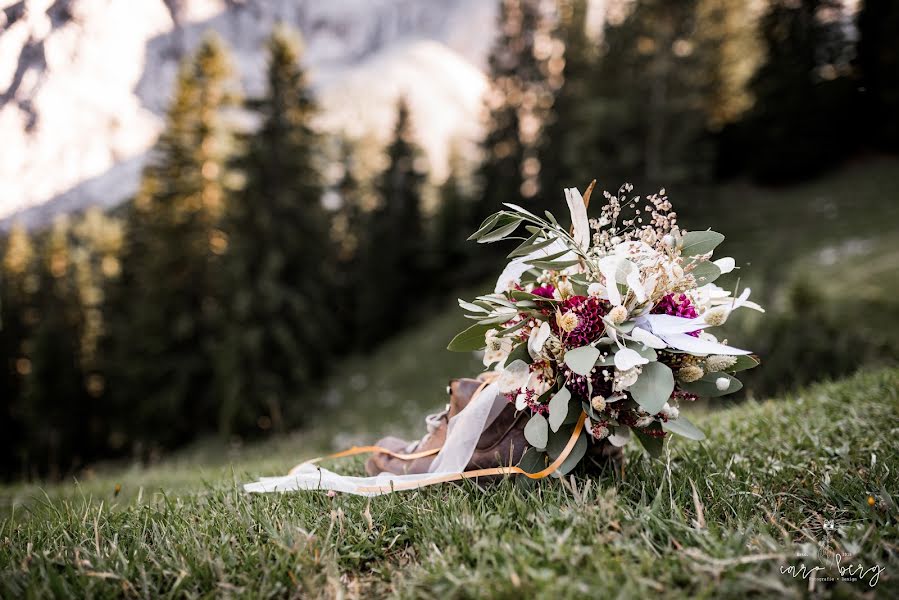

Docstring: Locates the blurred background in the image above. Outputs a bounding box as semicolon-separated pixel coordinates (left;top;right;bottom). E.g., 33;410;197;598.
1;0;897;480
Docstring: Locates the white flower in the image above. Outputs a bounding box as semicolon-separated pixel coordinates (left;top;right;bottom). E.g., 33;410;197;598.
515;392;528;411
557;311;579;332
591;423;610;440
497;360;530;393
715;377;731;391
588;282;604;297
661;402;679;420
527;371;552;396
591;396;606;411
713;257;736;274
556;278;574;299
565;187;590;250
527;321;552;360
483;329;513;367
703;306;729;327
613;366;641;391
705;355;737;372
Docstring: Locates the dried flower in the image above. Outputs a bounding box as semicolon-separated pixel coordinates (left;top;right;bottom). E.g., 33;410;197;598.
608;305;628;325
557;311;579;333
705;355;737;372
678;365;704;382
591;395;606;411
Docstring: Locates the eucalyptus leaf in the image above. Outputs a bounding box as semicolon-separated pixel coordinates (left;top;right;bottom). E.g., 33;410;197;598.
515;447;546;491
633;425;665;458
447;323;493;352
681;230;725;256
730;355;760;372
506;341;533;366
524;414;549;450
628;361;674;414
564;346;601;376
547;387;571;432
662;416;706;440
551;431;588;477
627;342;657;362
689;260;721;286
678;372;742;397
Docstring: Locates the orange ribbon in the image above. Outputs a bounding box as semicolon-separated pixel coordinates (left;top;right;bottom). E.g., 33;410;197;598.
286;378;588;493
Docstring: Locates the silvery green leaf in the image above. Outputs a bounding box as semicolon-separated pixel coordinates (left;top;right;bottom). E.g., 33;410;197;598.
506;341;533;366
679;372;742;397
544;211;560;227
478;217;522;243
680;230;725;256
564;346;601;376
629;361;674;414
477;313;517;325
633;425;665;458
447;323;493;352
689;261;721;286
507;234;558;258
547;387;571;432
729;355;760;372
467;213;501;240
662;416;706;440
614;347;649;371
529;258;581;270
550;431;587;477
608;426;631;447
509;290;558;303
627;343;657;362
458;299;488;313
524;414;549;450
502;202;543;221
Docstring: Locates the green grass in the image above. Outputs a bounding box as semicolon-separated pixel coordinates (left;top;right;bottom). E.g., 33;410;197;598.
2;368;897;598
3;159;898;597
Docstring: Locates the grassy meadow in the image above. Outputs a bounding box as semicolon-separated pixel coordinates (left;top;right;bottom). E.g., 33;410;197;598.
2;160;899;597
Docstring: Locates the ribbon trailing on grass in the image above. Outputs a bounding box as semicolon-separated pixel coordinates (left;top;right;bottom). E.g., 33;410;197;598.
243;380;586;497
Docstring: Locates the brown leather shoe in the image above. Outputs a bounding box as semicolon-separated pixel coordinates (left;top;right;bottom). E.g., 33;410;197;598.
364;376;525;475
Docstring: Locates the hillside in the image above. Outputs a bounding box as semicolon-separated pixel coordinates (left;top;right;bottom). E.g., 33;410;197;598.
2;368;896;597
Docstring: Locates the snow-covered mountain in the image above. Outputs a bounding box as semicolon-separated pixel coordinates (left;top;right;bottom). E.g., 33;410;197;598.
0;0;496;228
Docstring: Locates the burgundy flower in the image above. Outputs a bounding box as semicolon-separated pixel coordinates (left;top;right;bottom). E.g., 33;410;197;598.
552;295;608;349
531;285;556;299
652;293;700;336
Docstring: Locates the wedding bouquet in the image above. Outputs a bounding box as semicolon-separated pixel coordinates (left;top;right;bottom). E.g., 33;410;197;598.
245;182;764;496
449;182;763;471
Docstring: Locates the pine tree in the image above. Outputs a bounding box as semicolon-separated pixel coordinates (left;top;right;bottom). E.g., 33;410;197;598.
355;99;427;346
591;0;721;184
857;0;899;151
476;0;554;227
538;0;597;194
217;28;332;434
0;225;36;477
741;0;857;181
112;34;233;449
432;149;474;287
21;218;92;477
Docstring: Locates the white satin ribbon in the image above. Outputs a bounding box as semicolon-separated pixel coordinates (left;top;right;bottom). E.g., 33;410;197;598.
243;381;507;496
